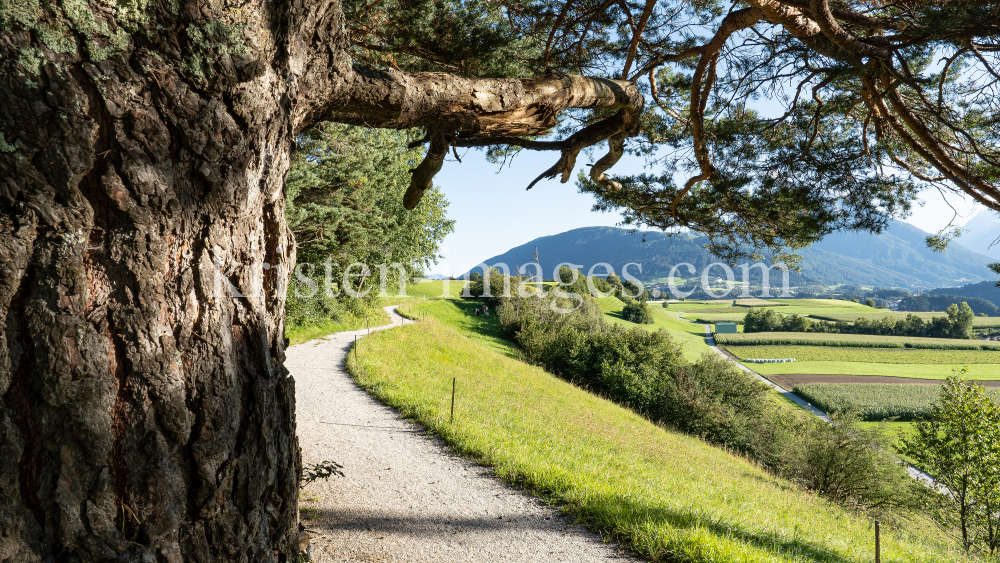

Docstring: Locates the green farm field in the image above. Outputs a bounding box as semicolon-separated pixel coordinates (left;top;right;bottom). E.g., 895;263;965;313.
673;307;746;314
739;361;1000;380
686;314;747;324
348;314;967;563
663;301;739;310
793;383;1000;421
715;332;1000;350
733;298;788;307
671;299;880;318
724;346;1000;364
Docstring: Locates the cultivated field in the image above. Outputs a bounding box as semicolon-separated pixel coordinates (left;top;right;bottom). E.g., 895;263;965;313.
742;361;1000;379
724;346;1000;364
673;307;749;314
715;332;1000;350
793;383;1000;421
689;314;747;324
733;298;788;307
663;301;740;310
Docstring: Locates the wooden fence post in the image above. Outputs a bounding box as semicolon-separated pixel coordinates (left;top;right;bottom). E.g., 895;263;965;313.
450;377;456;423
875;520;880;563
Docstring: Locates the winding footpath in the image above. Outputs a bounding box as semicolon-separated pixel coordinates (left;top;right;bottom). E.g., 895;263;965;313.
286;306;641;563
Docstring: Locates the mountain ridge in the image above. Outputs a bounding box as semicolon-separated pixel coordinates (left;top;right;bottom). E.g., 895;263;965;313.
471;221;997;289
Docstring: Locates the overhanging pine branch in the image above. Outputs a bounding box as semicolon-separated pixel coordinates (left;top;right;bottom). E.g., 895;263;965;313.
318;69;644;207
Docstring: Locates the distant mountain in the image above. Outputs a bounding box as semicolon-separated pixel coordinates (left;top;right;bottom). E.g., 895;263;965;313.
802;220;995;287
474;221;998;289
956;210;1000;260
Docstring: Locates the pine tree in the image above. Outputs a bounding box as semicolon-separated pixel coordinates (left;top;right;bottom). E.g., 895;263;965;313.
2;0;999;559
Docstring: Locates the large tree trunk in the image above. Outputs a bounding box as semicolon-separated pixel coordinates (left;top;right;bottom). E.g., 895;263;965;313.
0;2;306;560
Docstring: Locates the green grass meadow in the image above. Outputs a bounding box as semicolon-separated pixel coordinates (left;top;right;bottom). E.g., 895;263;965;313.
599;297;714;360
346;317;967;563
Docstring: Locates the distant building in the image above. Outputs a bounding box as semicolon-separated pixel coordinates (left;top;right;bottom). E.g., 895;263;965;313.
715;322;738;334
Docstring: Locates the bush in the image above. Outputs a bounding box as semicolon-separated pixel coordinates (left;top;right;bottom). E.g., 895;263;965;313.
498;291;772;457
286;270;373;329
779;414;920;512
743;307;811;332
622;299;654;324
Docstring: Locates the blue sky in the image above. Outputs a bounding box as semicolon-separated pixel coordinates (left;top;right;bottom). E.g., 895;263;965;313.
429;148;985;278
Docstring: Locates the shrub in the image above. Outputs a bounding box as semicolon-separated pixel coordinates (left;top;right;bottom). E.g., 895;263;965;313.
901;377;1000;555
622;298;654;324
779;414;921;512
286;270;373;330
465;268;516;306
499;292;772;458
743;307;811;332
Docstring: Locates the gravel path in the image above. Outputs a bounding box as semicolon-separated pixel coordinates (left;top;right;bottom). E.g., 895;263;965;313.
286;306;641;563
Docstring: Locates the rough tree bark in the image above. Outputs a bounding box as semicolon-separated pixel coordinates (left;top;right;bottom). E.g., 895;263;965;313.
0;1;639;561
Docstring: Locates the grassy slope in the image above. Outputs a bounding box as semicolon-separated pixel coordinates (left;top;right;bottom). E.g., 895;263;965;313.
398;299;516;357
599;297;713;361
347;317;965;563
